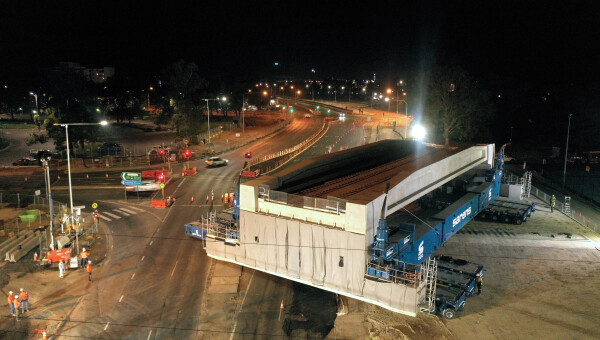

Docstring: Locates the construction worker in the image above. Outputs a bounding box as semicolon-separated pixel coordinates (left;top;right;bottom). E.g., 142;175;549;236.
19;288;29;313
86;261;93;282
550;195;556;213
7;291;15;316
59;260;65;278
13;295;20;321
476;274;483;295
80;248;89;268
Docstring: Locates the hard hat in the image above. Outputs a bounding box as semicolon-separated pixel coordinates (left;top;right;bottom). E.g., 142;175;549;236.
476;273;480;276
9;291;13;294
83;248;86;251
14;295;19;299
88;261;91;264
20;288;23;292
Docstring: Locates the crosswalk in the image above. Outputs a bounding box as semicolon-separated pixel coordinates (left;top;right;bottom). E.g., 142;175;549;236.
95;205;147;222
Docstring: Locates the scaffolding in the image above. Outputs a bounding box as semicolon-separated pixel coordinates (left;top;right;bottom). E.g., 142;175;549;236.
418;256;438;313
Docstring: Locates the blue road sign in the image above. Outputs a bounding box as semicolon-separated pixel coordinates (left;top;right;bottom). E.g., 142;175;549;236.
121;180;142;186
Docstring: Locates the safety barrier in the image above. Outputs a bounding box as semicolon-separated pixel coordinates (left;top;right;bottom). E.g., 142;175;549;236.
151;199;168;208
182;167;197;176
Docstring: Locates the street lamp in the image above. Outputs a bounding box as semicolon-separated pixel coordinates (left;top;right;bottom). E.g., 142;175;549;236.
53;120;108;255
563;113;573;187
29;92;39;116
202;97;227;142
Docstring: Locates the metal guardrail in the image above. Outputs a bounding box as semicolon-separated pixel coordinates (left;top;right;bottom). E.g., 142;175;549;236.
258;188;346;214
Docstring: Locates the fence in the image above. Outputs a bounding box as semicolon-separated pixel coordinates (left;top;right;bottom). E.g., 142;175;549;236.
259;188;346;215
530;186;600;234
0;193;96;251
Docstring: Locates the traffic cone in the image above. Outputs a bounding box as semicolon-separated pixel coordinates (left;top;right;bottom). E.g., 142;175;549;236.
221;194;224;201
206;195;209;202
58;175;61;181
105;173;109;178
24;177;28;182
33;252;38;262
86;174;89;180
43;331;47;340
190;196;194;203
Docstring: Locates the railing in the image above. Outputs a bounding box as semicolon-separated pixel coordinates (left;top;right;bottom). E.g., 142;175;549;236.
259;188;346;214
365;262;421;286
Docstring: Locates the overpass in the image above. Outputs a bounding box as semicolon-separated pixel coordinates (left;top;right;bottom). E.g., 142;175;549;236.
196;140;500;315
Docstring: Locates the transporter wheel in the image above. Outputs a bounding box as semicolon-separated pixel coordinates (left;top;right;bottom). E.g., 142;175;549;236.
443;308;456;319
492;214;499;221
516;217;523;225
503;215;511;223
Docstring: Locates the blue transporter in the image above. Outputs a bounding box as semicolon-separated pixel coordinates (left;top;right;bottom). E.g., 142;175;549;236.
366;145;507;317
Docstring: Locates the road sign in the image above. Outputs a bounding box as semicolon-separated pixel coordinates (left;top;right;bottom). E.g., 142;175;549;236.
160;183;165;189
121;180;142;186
121;172;141;182
92;202;98;209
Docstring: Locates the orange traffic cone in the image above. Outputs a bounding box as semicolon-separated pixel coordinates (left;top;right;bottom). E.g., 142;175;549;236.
58;175;61;181
86;174;89;180
105;173;109;178
24;177;28;182
206;195;209;202
33;252;38;262
221;194;224;200
190;196;194;203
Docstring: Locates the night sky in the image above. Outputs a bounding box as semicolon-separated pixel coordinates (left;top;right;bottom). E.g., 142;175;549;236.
2;1;598;90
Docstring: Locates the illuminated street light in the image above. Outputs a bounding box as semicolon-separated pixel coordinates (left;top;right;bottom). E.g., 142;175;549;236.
412;124;426;140
53;121;108;256
387;88;392;94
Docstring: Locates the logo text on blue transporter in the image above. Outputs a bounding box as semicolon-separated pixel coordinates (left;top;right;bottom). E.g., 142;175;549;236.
452;206;472;227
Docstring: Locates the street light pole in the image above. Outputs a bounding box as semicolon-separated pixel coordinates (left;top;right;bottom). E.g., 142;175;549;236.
55;121;108;256
563;113;573;187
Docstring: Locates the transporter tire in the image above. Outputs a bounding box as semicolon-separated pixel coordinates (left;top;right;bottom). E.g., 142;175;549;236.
492;214;499;221
503;215;511;223
516;217;523;225
443;308;456;319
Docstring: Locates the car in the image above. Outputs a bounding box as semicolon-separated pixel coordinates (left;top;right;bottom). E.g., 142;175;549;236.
304;114;311;118
125;181;161;192
205;157;228;167
33;150;54;160
98;142;123;155
245;151;252;158
12;158;38;166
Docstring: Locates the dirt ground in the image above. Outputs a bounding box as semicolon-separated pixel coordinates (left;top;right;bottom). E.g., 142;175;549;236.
331;196;600;339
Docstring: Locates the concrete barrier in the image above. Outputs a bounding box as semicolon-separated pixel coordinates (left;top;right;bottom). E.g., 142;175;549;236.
0;230;34;257
6;232;41;262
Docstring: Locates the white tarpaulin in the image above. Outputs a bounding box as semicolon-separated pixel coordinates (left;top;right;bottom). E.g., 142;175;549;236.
299;222;314;282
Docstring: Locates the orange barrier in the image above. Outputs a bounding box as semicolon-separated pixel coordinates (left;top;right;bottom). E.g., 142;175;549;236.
182;167;197;176
151;199;168;208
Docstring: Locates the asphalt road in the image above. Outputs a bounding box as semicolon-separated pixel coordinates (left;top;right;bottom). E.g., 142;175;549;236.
27;109;327;338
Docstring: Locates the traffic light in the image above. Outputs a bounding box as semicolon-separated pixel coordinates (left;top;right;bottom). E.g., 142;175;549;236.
184;150;190;159
290;108;294;113
168;156;173;161
316;106;320;110
283;106;286;109
202;138;206;144
158;174;165;182
327;109;331;113
159;149;164;155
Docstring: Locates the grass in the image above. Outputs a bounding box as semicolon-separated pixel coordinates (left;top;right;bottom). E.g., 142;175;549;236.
0;122;37;129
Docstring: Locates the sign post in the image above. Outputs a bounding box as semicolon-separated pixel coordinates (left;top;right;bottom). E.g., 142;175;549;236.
160;183;165;200
120;172;142;186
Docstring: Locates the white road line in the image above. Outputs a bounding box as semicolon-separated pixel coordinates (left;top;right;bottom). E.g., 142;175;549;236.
118;208;137;214
128;206;146;213
156;228;159;232
149;240;153;246
147;330;153;340
176;178;186;189
141;256;145;262
170;260;178;279
104;322;110;330
103;211;121;219
97;214;112;221
131;273;136;280
119;295;124;302
230;270;255;340
114;209;130;216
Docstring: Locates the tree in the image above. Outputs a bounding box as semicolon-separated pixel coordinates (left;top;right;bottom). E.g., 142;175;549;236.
424;65;495;146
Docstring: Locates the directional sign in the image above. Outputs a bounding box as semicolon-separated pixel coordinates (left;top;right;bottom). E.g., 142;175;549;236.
92;203;98;209
121;180;142;186
160;183;165;189
121;172;142;182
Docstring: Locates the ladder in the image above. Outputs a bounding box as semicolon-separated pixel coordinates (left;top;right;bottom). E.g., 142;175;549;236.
419;256;438;313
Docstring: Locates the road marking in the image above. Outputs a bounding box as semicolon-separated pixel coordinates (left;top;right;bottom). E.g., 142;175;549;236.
97;214;112;221
177;178;186;189
103;211;121;219
149;240;153;246
118;208;137;214
114;209;130;216
141;256;145;262
230;270;255;340
156;228;159;232
147;330;152;340
170;260;178;279
131;273;136;280
104;322;110;330
119;295;124;302
128;206;146;213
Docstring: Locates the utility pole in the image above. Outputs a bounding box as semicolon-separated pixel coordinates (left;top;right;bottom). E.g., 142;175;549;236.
562;113;573;187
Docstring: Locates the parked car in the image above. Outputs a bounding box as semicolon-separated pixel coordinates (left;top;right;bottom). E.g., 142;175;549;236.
245;151;252;158
13;158;38;166
98;142;123;155
205;157;228;167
